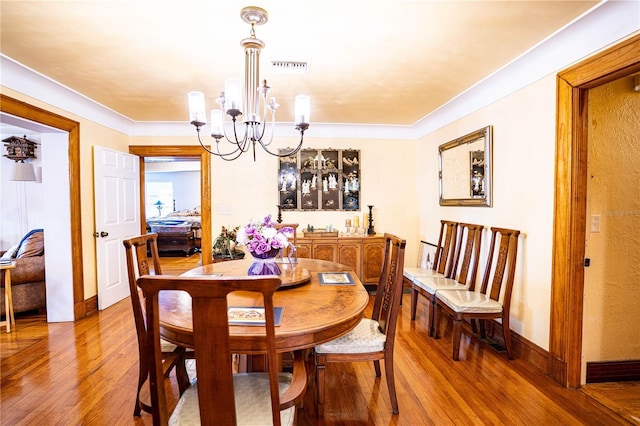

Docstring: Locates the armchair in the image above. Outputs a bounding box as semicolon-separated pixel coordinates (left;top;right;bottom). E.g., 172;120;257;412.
0;229;46;316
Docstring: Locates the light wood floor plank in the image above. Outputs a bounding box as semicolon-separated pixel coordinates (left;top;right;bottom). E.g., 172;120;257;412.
1;254;637;425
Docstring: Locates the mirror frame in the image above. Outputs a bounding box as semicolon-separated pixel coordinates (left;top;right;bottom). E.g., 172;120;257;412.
438;125;493;207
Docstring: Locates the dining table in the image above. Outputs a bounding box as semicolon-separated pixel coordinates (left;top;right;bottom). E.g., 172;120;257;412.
157;257;370;354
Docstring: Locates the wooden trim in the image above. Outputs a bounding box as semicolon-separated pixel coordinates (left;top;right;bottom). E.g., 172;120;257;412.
484;320;549;373
128;145;212;266
550;34;640;388
586;360;640;383
558;36;640;88
84;295;98;317
0;94;85;320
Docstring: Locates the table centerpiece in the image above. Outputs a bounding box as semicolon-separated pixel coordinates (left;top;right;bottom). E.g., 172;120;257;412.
236;215;293;276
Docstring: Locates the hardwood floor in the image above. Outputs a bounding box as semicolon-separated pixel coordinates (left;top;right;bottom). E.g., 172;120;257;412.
2;254;638;425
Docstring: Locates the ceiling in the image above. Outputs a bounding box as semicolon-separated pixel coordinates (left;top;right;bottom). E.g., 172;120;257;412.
1;1;600;127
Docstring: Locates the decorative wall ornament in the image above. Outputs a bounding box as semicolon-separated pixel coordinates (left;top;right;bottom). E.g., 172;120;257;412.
3;134;38;162
278;148;361;211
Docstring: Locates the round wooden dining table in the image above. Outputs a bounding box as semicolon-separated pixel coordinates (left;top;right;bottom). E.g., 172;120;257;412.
157;258;370;353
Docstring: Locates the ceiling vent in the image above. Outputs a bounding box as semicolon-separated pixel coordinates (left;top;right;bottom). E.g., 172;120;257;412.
269;59;309;75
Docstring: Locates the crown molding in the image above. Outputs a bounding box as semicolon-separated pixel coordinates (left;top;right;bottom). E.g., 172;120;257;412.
1;0;638;140
0;55;133;135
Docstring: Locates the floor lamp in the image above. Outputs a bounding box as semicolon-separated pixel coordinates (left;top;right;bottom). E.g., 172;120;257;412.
10;161;36;237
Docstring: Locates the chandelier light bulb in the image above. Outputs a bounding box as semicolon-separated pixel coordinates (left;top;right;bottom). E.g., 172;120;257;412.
224;78;242;116
295;95;310;128
210;109;224;138
188;91;206;126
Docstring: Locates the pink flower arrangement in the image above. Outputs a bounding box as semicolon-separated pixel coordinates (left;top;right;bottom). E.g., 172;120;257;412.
236;215;293;256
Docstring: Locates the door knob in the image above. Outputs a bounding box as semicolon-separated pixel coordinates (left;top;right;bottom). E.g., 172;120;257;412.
93;231;109;238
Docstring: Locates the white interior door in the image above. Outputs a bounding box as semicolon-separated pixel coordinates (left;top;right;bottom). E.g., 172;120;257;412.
94;146;140;310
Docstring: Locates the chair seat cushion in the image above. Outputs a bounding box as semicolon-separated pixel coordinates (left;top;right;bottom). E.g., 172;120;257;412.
412;276;468;295
169;372;295;425
403;267;444;282
436;290;503;314
315;318;386;354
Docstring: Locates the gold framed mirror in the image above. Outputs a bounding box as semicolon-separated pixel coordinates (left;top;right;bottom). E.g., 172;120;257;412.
439;125;493;207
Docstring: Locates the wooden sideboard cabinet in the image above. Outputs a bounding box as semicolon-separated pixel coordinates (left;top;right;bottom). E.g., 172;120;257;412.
297;234;384;284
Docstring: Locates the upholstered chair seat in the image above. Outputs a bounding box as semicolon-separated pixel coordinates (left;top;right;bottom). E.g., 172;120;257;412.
411;276;468;296
403;267;444;282
169;373;296;426
436;289;503;314
315;319;386;354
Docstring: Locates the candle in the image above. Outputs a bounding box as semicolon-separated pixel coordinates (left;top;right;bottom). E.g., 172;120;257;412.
345;218;352;227
363;213;369;227
353;215;360;228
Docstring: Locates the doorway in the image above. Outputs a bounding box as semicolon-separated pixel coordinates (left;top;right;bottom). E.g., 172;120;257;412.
128;145;212;266
550;34;640;388
0;94;85;320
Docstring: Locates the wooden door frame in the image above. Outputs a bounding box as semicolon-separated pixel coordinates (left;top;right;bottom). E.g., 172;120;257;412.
549;33;640;388
128;146;212;266
0;94;86;319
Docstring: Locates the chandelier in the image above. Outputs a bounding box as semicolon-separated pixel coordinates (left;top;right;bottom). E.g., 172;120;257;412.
188;6;310;161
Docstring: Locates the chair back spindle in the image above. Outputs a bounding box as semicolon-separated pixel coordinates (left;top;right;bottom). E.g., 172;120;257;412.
434;220;458;277
450;223;484;290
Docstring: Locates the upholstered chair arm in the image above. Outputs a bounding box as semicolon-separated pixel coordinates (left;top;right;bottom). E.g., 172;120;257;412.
7;256;45;285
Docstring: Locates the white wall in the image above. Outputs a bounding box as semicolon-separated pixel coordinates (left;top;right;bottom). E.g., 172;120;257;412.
146;170;201;213
0;138;44;249
41;132;74;322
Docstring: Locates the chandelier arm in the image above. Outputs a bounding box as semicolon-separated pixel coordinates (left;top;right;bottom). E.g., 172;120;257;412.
258;130;306;158
256;95;272;146
216;144;246;161
226;117;252;153
196;127;245;160
257;105;276;147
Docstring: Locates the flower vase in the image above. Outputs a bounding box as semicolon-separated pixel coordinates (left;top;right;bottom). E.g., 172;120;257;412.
248;249;281;276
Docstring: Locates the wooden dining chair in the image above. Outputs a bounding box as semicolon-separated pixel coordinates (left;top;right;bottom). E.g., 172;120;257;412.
410;223;484;337
138;274;307;426
405;220;458;320
433;227;521;361
123;233;190;417
314;233;406;416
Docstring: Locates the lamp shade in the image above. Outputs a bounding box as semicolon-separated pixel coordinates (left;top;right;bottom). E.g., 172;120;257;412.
294;95;310;126
10;162;36;181
188;91;207;125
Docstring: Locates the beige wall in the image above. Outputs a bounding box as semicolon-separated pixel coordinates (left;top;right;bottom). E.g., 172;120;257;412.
131;134;420;264
584;75;640;362
2;85;419;302
416;75;558;349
